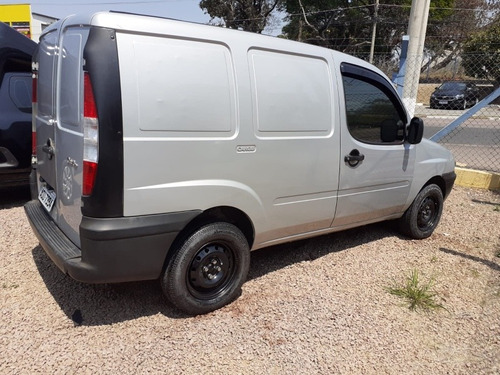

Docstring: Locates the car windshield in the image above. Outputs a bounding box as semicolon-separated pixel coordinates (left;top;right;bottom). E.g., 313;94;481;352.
440;82;466;91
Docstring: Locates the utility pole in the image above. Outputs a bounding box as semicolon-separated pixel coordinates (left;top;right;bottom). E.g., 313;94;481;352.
369;0;379;64
402;0;431;118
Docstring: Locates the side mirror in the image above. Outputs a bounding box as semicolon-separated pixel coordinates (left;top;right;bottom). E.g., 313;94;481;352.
407;117;424;144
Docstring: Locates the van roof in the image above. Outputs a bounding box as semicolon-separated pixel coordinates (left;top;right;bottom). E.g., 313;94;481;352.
43;11;386;79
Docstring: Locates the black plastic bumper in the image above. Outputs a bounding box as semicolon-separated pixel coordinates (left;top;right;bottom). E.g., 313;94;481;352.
443;171;456;199
25;200;201;283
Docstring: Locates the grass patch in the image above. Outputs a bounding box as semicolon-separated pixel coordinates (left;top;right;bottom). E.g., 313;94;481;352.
387;269;444;311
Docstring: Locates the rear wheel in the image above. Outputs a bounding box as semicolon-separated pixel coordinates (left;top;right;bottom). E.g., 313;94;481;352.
162;222;250;315
399;184;443;239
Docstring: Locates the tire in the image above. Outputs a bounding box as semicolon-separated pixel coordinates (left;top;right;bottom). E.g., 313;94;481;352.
399;184;444;239
161;222;250;315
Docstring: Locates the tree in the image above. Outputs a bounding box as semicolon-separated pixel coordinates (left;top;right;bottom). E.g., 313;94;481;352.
199;0;282;33
422;0;496;73
280;0;459;56
462;20;500;82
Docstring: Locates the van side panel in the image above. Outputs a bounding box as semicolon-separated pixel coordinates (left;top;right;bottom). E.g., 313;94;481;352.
116;31;340;247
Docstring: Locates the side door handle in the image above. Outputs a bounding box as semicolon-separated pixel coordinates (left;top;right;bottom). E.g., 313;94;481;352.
344;149;364;167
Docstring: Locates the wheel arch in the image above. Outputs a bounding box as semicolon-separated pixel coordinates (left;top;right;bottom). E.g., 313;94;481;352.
164;206;255;268
423;176;446;197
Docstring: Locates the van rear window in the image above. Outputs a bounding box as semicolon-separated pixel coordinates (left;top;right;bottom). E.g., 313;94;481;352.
58;31;86;128
37;31;57;118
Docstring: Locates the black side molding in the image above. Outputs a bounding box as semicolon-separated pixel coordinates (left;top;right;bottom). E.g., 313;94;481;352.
80;210;202;241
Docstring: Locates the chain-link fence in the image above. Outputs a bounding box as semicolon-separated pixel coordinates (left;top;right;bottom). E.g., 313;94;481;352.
356;52;500;173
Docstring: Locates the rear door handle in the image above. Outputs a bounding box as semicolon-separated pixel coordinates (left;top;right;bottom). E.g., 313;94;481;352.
344;149;364;167
42;138;55;160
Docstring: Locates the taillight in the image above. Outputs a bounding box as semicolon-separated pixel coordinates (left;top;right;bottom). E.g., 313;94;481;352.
31;69;37;156
82;72;99;196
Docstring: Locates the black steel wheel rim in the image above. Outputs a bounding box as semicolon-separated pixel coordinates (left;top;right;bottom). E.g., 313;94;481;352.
187;242;235;300
417;196;438;231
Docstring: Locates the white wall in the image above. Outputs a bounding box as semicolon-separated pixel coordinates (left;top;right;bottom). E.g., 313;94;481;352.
31;13;57;42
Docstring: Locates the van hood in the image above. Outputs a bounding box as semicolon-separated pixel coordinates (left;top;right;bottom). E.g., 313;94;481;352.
0;22;37;81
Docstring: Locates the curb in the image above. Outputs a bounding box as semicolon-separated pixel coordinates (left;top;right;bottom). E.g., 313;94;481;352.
454;167;500;190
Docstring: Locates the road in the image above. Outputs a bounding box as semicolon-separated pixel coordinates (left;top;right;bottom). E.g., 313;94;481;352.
415;105;499;171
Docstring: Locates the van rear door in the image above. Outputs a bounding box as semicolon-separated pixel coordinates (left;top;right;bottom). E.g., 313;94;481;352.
36;25;89;246
35;29;58;193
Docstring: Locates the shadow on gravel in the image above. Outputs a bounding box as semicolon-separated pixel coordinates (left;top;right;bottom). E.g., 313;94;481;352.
31;221;397;326
439;247;500;272
0;185;31;209
31;245;186;324
248;221;397;282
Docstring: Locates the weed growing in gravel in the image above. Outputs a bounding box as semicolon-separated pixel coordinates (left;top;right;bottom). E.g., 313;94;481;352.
2;283;19;289
387;269;444;311
470;269;480;278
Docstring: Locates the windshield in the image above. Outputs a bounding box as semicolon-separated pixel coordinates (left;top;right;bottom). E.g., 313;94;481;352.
439;82;466;91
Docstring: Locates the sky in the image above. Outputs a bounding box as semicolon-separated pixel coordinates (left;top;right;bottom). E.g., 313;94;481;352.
0;0;211;24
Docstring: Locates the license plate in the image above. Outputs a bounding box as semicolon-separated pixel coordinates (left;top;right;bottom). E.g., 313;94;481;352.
439;100;448;105
38;187;56;212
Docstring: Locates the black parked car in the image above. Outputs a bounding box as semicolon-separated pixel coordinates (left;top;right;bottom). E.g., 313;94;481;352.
430;81;480;110
0;22;36;189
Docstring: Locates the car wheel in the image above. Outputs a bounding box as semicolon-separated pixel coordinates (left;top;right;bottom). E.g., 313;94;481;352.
161;222;250;315
462;99;467;110
398;184;444;239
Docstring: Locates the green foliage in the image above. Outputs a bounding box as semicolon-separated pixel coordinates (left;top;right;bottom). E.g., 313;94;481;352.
463;21;500;82
280;0;456;56
387;269;444;311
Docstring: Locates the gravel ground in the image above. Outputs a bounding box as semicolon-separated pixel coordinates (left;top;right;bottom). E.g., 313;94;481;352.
1;185;499;374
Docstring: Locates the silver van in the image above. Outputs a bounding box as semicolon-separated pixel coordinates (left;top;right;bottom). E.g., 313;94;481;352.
25;12;456;315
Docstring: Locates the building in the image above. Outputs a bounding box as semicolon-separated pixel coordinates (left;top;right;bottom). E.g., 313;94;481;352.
0;4;58;42
32;12;58;42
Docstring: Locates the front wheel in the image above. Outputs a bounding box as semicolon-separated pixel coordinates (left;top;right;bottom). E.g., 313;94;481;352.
161;222;250;315
399;184;444;239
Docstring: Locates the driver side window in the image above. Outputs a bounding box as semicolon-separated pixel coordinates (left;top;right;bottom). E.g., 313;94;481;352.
342;67;406;144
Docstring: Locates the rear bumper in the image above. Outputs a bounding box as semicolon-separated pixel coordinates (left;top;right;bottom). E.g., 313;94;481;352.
24;200;200;283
